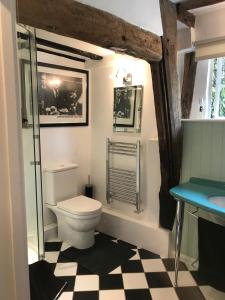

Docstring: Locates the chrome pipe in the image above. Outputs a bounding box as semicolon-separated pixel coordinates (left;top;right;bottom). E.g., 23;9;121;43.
109;175;136;183
110;142;136;146
135;141;141;213
106;138;142;213
109;151;136;157
111;195;136;204
174;200;185;287
109;167;136;174
110;145;137;150
106;138;111;204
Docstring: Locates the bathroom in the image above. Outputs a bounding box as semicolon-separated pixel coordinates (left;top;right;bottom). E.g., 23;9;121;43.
1;1;225;300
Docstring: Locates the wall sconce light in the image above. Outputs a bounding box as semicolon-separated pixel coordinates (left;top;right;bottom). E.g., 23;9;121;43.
123;72;132;86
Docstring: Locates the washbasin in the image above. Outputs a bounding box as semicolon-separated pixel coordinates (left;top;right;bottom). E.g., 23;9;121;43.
208;196;225;209
170;177;225;218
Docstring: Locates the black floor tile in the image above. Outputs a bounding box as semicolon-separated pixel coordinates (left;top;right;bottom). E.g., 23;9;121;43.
96;232;115;241
121;260;144;273
191;271;209;286
57;276;75;291
162;258;188;271
57;252;73;263
138;249;160;259
76;264;94;275
45;241;62;252
48;263;56;274
125;289;152;300
100;274;124;290
73;291;99;300
145;272;173;288
175;287;206;300
117;240;137;249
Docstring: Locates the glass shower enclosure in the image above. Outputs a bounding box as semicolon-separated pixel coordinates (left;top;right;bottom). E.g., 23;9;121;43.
17;25;44;264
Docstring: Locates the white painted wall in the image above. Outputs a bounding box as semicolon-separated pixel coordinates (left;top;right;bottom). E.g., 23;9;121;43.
0;0;30;299
37;50;92;226
76;0;163;35
89;54;161;227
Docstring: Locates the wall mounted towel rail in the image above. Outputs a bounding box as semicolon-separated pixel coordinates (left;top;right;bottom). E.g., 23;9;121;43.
106;138;142;213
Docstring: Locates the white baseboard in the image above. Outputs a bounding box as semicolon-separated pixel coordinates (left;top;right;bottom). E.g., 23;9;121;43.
97;209;170;257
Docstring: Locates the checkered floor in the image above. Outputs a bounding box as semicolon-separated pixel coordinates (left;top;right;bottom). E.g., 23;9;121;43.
44;232;213;300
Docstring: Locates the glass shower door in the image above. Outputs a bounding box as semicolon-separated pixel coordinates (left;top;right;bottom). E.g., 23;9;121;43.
17;25;44;264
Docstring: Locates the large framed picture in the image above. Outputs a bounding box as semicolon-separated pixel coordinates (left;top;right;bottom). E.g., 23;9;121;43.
38;62;89;126
113;85;143;128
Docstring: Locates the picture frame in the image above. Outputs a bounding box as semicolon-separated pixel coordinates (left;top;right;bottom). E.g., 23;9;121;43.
113;85;143;133
113;86;136;127
37;62;89;127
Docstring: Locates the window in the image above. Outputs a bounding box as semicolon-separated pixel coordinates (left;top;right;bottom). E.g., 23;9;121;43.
209;57;225;118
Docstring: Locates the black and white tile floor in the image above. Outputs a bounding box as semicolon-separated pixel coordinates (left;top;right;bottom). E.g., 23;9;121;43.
44;232;220;300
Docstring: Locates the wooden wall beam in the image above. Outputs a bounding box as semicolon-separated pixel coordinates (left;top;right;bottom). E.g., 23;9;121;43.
177;0;225;11
17;0;162;62
177;8;195;28
181;52;197;119
151;0;183;230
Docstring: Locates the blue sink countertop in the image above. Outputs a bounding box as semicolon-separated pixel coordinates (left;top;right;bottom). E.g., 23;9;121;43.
170;177;225;218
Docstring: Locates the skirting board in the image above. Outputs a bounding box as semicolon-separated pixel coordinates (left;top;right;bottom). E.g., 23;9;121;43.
97;208;170;257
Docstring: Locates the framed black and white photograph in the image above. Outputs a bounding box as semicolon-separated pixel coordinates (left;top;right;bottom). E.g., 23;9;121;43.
113;85;140;127
38;62;89;126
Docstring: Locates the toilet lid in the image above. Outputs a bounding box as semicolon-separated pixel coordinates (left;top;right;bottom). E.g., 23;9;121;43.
58;195;102;216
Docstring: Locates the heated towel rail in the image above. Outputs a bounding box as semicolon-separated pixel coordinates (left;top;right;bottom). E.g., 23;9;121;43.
106;138;142;213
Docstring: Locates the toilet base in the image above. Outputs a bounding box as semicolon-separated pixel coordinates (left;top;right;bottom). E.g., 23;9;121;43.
69;230;95;249
49;205;101;250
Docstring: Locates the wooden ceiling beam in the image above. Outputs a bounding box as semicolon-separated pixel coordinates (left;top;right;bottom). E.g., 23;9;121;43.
177;8;195;27
177;0;225;11
17;0;162;62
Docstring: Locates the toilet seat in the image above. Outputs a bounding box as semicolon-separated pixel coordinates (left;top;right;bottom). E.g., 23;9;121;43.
57;195;102;216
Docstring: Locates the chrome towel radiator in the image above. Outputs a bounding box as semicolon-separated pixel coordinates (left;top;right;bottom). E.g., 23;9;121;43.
106;138;142;213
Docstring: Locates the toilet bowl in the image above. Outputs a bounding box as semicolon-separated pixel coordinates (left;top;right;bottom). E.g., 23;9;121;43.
48;195;102;249
43;163;102;249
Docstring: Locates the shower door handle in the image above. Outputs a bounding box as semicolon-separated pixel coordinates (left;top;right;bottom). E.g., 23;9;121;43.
30;161;41;166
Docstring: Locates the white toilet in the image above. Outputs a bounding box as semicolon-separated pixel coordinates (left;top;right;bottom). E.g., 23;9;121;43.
43;163;102;249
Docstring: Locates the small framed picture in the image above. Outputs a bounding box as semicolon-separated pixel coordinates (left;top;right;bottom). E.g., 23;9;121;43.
113;85;141;127
37;62;89;127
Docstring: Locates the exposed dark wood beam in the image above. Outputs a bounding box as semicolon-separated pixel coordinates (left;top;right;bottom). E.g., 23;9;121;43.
181;52;197;119
36;47;86;63
177;0;225;11
150;0;183;230
36;37;102;60
17;0;162;62
177;8;195;28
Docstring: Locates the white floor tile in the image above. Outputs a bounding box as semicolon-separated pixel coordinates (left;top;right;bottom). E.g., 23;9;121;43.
58;292;74;300
45;251;59;263
61;241;71;252
109;266;122;274
54;262;78;276
150;288;179;300
99;290;126;300
74;275;99;291
200;285;225;300
141;259;166;272
168;271;197;287
129;249;140;260
122;273;148;289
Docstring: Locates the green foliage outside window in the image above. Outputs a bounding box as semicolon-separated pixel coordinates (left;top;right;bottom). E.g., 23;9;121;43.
210;57;225;118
